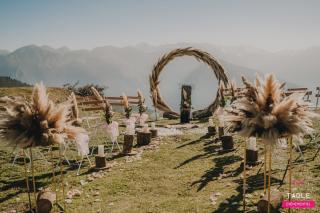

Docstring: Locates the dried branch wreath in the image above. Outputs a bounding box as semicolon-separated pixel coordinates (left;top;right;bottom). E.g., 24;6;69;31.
149;47;229;119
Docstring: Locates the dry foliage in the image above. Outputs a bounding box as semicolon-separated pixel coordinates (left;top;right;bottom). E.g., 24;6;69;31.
122;93;132;119
225;74;318;142
149;47;229;118
0;83;86;148
90;86;113;124
137;90;147;115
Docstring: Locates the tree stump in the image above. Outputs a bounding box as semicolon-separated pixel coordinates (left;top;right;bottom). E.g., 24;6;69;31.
218;127;224;138
221;135;234;150
150;129;158;138
37;189;56;213
246;149;258;165
257;190;283;213
207;126;216;136
95;156;106;168
122;134;134;154
137;131;151;146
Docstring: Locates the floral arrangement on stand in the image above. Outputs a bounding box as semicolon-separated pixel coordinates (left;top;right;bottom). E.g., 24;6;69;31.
137;90;148;125
91;87;119;151
0;82;88;212
224;74;318;212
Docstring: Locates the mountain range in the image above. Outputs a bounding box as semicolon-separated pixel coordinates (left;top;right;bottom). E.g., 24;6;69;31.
0;43;319;110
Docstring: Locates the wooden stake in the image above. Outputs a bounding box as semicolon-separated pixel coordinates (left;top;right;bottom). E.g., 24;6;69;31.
23;149;32;212
30;147;38;213
243;140;247;212
264;141;267;194
267;143;272;213
59;147;66;211
50;147;57;209
288;137;293;213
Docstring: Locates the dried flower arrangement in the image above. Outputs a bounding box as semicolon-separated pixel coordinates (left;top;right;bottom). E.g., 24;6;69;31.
69;92;82;126
137;90;147;115
122;93;132;119
0;83;87;148
90;86;113;124
224;74;318;212
225;74;316;141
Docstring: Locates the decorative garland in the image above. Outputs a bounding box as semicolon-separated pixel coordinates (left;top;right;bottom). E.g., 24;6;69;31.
149;47;229;118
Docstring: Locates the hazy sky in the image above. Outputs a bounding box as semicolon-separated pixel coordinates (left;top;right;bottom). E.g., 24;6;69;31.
1;0;320;51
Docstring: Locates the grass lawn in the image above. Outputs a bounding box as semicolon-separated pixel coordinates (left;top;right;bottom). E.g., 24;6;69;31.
1;88;320;213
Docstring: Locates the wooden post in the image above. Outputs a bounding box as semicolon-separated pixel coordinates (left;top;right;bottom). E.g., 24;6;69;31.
30;148;38;213
268;144;272;213
218;127;224;139
243;140;247;212
264;142;267;194
221;135;234;150
95;156;106;168
316;87;320;109
257;190;283;213
246;149;258;165
122;134;134;154
150;129;158;138
180;85;192;123
37;189;56;213
207;126;216;136
23;150;32;212
288;137;293;213
137;131;152;146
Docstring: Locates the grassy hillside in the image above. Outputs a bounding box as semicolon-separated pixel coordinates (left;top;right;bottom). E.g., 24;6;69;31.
0;76;30;88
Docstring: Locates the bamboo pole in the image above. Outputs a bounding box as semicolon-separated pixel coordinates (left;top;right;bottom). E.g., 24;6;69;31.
59;146;66;211
243;140;247;212
267;143;272;213
50;147;57;209
288;137;293;213
264;141;267;194
23;149;32;211
29;147;38;213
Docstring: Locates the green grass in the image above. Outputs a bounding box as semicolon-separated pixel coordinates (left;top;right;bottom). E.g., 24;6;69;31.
1;88;320;213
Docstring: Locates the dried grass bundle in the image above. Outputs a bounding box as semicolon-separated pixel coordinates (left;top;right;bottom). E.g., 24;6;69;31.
122;93;132;119
229;80;237;103
225;74;318;143
149;47;229;117
90;86;113;124
0;83;86;148
69;92;82;126
137;90;147;115
219;81;226;107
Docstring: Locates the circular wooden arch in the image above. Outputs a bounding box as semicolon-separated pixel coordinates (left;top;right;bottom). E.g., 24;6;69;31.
149;47;229;119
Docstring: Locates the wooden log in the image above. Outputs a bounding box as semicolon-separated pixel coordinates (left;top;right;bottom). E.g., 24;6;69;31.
246;149;258;164
221;135;234;150
207;126;216;136
180;85;192;123
180;109;191;123
150;129;158;138
218;127;224;139
37;189;56;213
163;111;179;119
192;108;212;119
95;156;106;168
137;131;151;146
257;190;283;213
122;135;134;154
